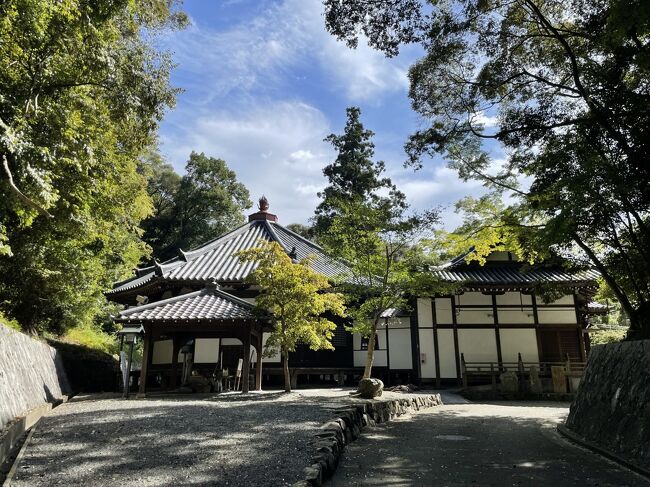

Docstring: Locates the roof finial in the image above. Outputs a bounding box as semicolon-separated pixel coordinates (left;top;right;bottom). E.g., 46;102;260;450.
258;195;269;212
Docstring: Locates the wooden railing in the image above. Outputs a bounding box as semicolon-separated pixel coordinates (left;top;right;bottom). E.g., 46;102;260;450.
461;353;586;392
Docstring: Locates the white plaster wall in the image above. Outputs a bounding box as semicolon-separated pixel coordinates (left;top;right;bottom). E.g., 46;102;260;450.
498;309;535;324
194;338;220;363
152;339;173;365
457;329;498;362
417;298;432;327
418;329;436;378
456;309;494;325
544;294;575;306
388;328;412;369
388;317;411;329
496;292;532;306
438;329;457;378
262;333;281;363
537;309;577;324
500;329;539;363
434;298;453;324
354;350;387;367
457;292;492;306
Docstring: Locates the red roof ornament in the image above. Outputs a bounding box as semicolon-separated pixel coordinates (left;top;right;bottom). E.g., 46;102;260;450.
248;195;278;222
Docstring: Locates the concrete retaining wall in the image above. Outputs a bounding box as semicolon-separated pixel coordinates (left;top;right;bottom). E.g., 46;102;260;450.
0;324;70;428
565;340;650;470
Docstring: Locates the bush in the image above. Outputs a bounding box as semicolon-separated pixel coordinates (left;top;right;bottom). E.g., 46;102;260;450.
0;310;22;331
63;325;119;355
590;328;627;346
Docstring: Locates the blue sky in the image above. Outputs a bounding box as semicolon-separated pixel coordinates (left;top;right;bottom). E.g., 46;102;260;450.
157;0;499;227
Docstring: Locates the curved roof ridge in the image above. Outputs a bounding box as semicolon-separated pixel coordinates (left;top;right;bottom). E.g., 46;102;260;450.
180;221;254;260
270;222;326;252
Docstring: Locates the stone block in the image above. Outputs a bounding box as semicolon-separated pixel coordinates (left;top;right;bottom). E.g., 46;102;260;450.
499;371;519;393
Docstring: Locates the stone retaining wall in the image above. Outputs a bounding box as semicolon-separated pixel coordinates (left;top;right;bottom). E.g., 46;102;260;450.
564;340;650;470
293;394;443;486
0;324;70;428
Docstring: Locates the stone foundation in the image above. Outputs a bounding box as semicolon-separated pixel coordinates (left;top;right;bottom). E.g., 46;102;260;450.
564;340;650;471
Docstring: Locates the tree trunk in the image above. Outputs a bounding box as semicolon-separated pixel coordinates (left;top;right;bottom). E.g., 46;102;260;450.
362;319;380;379
282;350;291;393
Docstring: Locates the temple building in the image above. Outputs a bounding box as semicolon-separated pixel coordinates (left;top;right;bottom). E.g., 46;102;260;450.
108;198;600;393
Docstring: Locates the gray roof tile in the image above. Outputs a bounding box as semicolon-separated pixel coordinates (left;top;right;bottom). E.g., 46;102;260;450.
108;220;347;296
116;287;257;323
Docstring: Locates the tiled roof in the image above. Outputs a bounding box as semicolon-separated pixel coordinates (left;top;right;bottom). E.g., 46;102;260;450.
433;263;600;287
116;287;257;323
108;220;347;296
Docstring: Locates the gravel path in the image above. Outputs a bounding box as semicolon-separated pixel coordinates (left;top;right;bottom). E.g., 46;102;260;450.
8;389;430;487
328;401;648;486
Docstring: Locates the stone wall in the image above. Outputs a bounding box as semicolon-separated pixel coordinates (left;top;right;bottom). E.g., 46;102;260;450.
0;324;70;428
564;340;650;470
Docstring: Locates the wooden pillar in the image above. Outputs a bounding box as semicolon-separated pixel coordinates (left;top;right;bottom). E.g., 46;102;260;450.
138;326;152;396
574;293;587;361
242;331;251;394
408;297;421;384
431;299;441;388
170;335;181;390
255;332;263;391
451;295;461;385
492;294;503;367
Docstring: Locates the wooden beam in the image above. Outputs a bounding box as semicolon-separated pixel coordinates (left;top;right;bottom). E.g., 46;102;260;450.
138;325;153;396
431;299;441;388
255;333;263;391
242;331;251;393
408;297;421;385
492;294;503;367
450;296;461;385
170;335;181;390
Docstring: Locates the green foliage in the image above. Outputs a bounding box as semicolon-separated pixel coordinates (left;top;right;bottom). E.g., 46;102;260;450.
314;107;446;379
285;223;317;241
590;329;627;346
324;0;650;337
0;0;186;334
0;310;22;331
314;107;406;236
141;151;252;261
236;241;346;392
63;325;118;356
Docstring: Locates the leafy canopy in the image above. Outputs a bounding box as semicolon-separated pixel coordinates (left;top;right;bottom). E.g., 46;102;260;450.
324;0;650;337
141;151;251;261
236;241;346;358
0;0;186;334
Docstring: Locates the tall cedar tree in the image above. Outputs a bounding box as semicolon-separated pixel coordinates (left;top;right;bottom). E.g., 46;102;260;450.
316;107;440;379
313;107;407;236
141;152;251;261
236;241;346;392
324;0;650;338
0;0;186;334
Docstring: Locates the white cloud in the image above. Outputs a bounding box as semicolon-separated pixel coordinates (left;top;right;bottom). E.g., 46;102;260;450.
162;0;413;103
470;111;499;128
161;101;333;224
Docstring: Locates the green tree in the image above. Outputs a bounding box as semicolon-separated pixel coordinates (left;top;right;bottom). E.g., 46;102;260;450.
141;151;252;261
236;241;346;392
285;223;317;241
326;200;441;379
324;0;650;338
0;0;186;334
314;107;406;237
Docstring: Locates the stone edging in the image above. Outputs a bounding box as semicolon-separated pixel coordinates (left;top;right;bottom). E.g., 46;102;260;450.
292;394;443;486
1;395;70;483
557;424;650;480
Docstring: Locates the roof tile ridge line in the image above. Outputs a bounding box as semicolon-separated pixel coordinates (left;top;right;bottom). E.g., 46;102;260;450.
106;273;158;295
271;221;326;252
118;288;206;316
181;221;253;259
210;288;257;310
269;222;349;272
263;220;289;252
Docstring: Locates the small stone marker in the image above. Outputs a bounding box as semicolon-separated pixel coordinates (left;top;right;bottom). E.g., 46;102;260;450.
499;371;518;393
551;366;567;393
529;366;543;394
